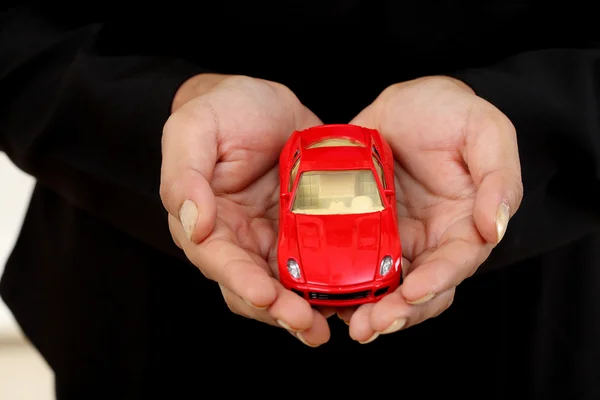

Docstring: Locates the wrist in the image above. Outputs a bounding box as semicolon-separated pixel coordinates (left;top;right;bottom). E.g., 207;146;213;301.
171;73;231;113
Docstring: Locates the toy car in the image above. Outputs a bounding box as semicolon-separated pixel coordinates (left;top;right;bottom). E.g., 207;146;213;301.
277;124;403;306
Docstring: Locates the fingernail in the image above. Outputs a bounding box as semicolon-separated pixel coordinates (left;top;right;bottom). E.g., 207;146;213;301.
496;202;510;243
407;292;435;305
243;297;267;310
379;318;407;334
179;200;198;240
277;319;300;332
359;332;379;344
295;331;319;347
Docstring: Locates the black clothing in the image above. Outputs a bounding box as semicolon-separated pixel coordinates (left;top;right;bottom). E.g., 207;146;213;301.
1;2;599;398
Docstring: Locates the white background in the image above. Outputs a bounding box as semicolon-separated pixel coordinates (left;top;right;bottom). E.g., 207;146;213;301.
0;153;35;338
0;153;53;399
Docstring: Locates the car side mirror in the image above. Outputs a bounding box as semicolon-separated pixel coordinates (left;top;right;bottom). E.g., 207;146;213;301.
281;192;291;201
384;188;394;197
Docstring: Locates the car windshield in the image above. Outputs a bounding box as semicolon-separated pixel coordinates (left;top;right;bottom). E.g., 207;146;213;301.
306;138;365;148
291;169;384;215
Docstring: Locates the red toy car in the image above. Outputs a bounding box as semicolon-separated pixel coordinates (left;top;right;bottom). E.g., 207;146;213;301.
277;124;403;306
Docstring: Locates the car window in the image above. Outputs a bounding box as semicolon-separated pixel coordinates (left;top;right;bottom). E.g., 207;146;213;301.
306;138;365;148
372;145;381;160
289;157;300;192
372;155;386;188
291;169;384;215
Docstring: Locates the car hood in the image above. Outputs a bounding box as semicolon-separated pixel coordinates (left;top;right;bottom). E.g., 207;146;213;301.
294;212;381;286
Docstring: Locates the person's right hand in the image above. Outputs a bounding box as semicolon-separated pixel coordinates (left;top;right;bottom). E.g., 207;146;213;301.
160;75;330;347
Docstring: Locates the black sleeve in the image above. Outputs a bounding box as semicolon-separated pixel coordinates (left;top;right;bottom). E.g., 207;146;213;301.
448;48;600;273
0;7;207;259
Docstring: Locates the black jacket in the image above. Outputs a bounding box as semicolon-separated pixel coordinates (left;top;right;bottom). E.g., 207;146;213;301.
1;2;599;398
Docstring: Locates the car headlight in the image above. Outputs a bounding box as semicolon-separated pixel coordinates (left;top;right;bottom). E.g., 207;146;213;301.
287;259;301;279
380;256;393;276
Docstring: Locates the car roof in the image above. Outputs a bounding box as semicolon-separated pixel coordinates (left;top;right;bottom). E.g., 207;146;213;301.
298;124;372;149
299;146;373;171
296;124;375;170
282;124;385;172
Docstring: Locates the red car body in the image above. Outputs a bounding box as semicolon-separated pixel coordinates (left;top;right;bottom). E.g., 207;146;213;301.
277;124;403;306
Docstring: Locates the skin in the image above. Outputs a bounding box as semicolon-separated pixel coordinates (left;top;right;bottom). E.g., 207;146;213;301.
160;74;523;347
342;77;523;343
161;75;331;346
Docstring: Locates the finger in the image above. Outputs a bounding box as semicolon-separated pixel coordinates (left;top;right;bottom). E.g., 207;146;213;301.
315;306;337;319
208;77;323;194
350;288;455;344
370;287;455;333
219;284;277;325
396;217;428;263
219;283;325;346
160;99;220;243
401;256;411;279
348;103;377;127
465;100;523;244
168;214;183;249
348;303;377;344
289;309;332;347
336;306;358;324
171;73;229;112
170;215;277;308
268;281;316;332
400;217;492;304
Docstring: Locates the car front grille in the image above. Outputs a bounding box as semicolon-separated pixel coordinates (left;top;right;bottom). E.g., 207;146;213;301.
308;290;371;301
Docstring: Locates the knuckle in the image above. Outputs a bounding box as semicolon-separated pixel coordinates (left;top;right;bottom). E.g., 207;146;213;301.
220;75;274;97
432;294;454;319
431;308;445;319
167;216;183;248
379;82;404;100
224;300;241;316
220;288;245;317
512;181;525;208
446;295;454;310
221;74;256;88
219;75;302;114
196;266;213;282
269;81;297;100
421;75;455;88
222;297;238;314
158;177;178;212
192;254;214;281
467;263;479;278
162;112;182;135
170;233;182;249
166;108;198;130
259;79;300;109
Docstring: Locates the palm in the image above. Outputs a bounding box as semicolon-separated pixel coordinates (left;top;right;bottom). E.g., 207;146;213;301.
164;76;336;343
392;148;478;267
388;110;480;265
206;168;281;277
353;78;490;276
190;77;322;279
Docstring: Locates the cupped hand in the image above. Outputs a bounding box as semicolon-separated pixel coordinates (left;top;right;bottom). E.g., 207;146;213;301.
160;75;330;347
341;76;523;343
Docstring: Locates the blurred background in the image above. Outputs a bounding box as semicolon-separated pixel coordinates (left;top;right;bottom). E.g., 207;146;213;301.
0;153;54;399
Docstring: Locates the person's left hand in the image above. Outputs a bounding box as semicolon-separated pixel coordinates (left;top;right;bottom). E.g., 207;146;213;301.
338;76;523;343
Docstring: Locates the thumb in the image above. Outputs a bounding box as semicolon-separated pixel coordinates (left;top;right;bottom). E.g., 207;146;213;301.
467;100;524;244
160;98;219;243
